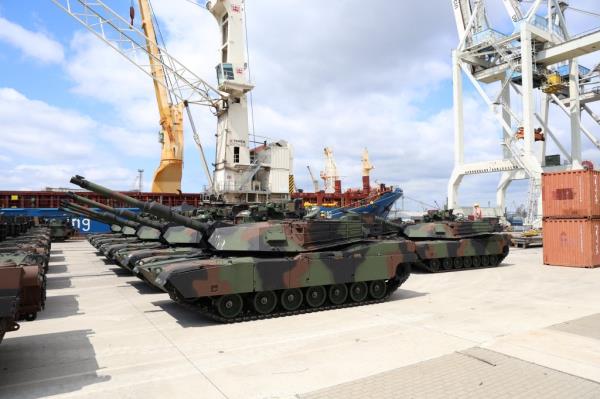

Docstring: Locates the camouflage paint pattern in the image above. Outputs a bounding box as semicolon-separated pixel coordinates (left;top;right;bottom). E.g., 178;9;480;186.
156;239;416;298
414;234;511;260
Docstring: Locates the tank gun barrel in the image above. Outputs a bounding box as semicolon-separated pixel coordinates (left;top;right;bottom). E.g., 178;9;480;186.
67;192;164;230
70;175;208;233
60;201;139;229
59;207;114;225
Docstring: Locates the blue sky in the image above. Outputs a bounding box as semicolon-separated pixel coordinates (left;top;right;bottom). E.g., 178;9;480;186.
1;1;599;212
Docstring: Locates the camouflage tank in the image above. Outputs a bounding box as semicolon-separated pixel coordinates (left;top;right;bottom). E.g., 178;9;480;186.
0;222;49;323
403;211;511;273
60;202;141;248
71;176;415;322
66;194;166;259
0;267;22;343
48;218;75;241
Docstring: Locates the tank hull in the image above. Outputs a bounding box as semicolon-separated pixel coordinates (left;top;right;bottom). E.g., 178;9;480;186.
414;234;511;272
155;240;416;322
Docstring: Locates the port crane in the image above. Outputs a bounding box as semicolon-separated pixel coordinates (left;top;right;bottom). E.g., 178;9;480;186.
50;0;293;203
449;0;600;226
361;148;374;192
306;166;320;192
320;147;339;194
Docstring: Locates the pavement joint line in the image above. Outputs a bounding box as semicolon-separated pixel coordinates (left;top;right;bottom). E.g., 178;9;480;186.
111;266;230;399
456;350;497;366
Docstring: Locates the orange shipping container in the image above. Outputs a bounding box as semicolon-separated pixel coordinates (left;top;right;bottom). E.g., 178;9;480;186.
543;218;600;268
542;170;600;218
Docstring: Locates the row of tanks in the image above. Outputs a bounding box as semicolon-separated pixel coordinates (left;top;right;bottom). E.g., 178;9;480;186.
0;215;51;343
63;175;512;323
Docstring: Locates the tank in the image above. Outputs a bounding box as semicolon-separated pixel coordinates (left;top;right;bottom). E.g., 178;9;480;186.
0;267;22;343
0;220;50;325
48;218;75;241
403;212;511;273
60;202;141;248
70;175;415;322
67;182;215;270
66;194;167;259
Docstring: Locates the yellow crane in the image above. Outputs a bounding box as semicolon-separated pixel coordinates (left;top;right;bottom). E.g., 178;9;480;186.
137;0;184;193
136;0;184;193
51;0;220;194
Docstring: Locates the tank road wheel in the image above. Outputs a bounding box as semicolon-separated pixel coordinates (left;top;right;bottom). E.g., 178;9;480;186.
25;313;37;322
471;256;481;268
369;280;387;300
306;286;327;308
252;291;277;315
216;294;243;319
489;254;499;266
463;256;472;268
428;259;441;272
349;282;368;302
453;257;464;269
281;289;303;311
442;258;453;271
481;255;490;267
329;284;348;305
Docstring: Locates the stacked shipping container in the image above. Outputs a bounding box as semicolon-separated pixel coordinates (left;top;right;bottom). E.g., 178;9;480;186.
542;169;600;268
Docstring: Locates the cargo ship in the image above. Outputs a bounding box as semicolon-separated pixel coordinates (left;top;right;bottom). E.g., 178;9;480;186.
292;147;401;218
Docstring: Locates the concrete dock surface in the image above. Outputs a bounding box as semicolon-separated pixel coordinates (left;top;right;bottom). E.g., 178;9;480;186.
1;240;599;399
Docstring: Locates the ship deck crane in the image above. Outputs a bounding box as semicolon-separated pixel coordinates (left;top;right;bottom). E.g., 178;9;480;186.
50;0;293;202
50;0;220;193
320;147;339;194
306;166;319;192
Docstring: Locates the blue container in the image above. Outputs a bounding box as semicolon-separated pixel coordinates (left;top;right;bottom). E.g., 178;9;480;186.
0;207;139;234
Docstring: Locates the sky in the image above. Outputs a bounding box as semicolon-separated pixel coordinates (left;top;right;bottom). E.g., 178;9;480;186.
0;1;600;211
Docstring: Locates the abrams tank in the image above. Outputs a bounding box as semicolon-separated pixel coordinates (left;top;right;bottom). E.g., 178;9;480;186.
404;211;511;273
71;175;415;322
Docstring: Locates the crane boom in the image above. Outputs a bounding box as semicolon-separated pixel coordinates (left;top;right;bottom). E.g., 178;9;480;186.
502;0;523;23
452;0;472;40
138;0;184;193
306;166;319;192
49;0;221;193
49;0;225;107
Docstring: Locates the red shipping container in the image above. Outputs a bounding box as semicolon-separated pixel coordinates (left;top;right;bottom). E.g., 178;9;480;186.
543;218;600;268
542;170;600;218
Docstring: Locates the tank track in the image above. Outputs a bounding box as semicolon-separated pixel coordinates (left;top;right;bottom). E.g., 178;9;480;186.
417;251;509;273
167;277;405;324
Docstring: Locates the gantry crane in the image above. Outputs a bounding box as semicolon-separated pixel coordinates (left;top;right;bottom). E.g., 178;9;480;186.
449;0;600;226
50;0;293;203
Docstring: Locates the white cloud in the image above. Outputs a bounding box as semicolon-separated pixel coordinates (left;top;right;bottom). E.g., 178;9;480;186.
0;87;160;190
0;88;95;160
0;163;138;191
0;17;64;64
